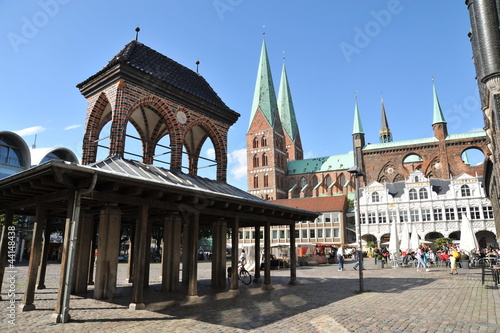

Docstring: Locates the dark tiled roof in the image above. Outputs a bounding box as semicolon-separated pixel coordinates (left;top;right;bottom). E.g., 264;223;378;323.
270;196;346;212
77;41;232;112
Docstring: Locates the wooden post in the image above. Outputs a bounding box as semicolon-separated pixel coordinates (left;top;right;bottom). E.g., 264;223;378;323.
19;205;46;311
143;219;152;289
53;192;76;322
94;205;121;300
187;212;199;296
211;218;227;289
254;225;261;283
37;217;52;290
72;209;93;294
263;220;272;289
289;223;297;285
161;215;172;292
129;206;148;310
87;218;97;286
181;222;189;284
127;224;135;283
230;218;239;291
0;210;14;300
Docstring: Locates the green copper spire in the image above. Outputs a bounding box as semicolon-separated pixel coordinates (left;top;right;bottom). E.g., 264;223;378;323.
432;83;446;125
249;39;278;129
463;150;470;165
352;100;364;134
379;97;392;143
278;63;299;142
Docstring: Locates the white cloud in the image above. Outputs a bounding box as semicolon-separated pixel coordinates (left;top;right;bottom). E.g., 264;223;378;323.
228;148;247;180
304;150;315;159
64;124;82;131
206;147;216;160
15;126;46;136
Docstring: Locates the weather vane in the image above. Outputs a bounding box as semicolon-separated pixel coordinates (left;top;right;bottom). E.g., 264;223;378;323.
354;90;359;99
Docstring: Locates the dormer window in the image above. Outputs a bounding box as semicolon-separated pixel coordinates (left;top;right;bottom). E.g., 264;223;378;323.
461;184;471;197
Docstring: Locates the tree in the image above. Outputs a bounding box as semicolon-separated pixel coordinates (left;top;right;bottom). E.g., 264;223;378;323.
434;237;452;250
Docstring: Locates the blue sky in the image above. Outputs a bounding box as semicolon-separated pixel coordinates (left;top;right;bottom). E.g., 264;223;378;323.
0;1;485;191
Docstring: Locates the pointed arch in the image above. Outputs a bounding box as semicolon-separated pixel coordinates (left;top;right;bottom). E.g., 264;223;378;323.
82;92;112;164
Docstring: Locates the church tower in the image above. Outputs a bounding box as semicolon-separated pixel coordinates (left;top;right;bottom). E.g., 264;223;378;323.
247;40;287;200
278;63;303;161
352;100;366;175
432;82;448;140
379;97;393;143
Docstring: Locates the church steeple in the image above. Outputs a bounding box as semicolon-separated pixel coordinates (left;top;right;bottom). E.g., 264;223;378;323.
432;82;448;140
379;97;392;143
278;63;303;161
249;39;279;129
352;99;365;175
352;100;364;135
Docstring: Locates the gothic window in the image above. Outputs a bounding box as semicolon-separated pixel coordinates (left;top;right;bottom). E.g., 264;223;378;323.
461;185;471;197
371;192;380;203
312;175;318;188
264;174;269;187
253;174;259;188
324;174;331;189
300;177;308;188
262;153;268;166
419;188;428;199
379;175;389;183
409;188;418;200
253;154;259;167
253;137;259;148
261;136;267;147
338;173;345;188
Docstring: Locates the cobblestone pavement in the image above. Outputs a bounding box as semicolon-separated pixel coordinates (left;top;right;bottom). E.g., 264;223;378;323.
1;259;500;332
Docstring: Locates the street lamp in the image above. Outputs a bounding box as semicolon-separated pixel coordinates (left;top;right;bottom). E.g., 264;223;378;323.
348;165;364;293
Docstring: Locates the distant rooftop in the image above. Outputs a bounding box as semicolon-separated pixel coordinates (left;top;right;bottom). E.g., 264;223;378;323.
287;153;354;175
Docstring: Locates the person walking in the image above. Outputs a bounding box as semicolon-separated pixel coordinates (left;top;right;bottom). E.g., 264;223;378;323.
416;245;426;272
450;246;459;275
337;244;345;271
353;247;364;270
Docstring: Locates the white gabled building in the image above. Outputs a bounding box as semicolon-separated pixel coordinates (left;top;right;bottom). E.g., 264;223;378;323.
358;170;497;248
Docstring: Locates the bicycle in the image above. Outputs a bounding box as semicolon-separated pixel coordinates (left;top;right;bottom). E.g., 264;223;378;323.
227;261;252;285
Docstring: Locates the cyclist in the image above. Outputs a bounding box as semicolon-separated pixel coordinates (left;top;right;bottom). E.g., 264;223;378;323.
239;249;247;268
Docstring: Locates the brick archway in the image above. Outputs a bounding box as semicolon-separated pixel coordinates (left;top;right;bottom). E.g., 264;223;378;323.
82;92;111;164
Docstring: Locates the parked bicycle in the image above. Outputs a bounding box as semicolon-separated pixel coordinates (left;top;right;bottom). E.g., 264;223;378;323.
227;261;252;285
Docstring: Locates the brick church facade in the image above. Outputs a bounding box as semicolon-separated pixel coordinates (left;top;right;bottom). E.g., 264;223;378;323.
246;38;494;247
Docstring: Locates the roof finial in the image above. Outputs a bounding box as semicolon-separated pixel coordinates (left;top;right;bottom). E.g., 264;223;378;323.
432;73;436;82
282;50;285;63
262;25;266;37
196;59;200;73
135;26;140;41
354;90;359;99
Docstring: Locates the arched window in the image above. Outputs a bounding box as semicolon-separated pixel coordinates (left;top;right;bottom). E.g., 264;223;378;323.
461;184;471;197
324;175;331;189
253;154;259;168
262;153;268;166
0;136;23;166
300;177;308;188
338;173;345;188
253;175;259;188
261;136;267;147
264;174;269;187
419;188;428;199
409;188;418;200
253;137;259;148
371;192;380;203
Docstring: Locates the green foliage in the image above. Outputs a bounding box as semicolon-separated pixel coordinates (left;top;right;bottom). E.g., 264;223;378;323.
434;237;452;250
377;255;383;260
347;199;354;208
367;241;376;249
